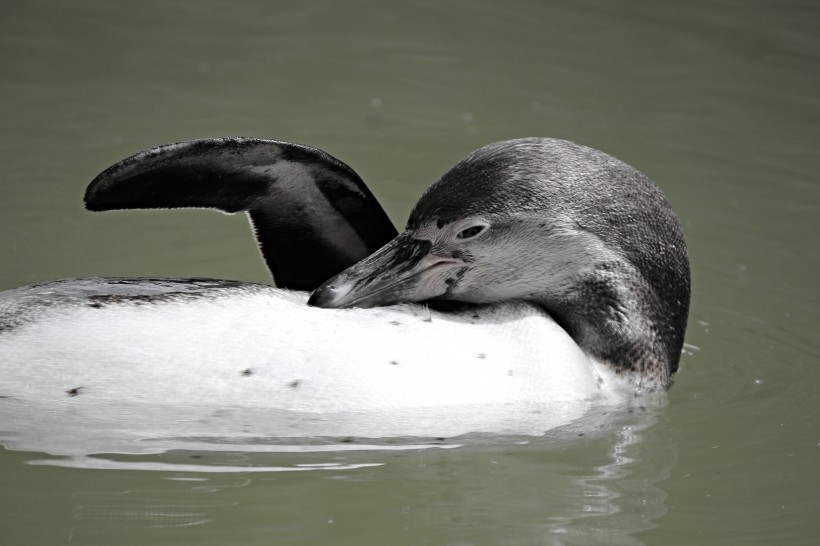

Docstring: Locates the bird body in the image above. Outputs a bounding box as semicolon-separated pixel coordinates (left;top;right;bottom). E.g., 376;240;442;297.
0;137;689;448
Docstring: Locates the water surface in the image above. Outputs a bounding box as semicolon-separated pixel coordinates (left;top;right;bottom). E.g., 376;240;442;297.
1;1;818;544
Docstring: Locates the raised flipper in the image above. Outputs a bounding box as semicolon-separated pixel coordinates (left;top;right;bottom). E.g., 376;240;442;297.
84;138;398;290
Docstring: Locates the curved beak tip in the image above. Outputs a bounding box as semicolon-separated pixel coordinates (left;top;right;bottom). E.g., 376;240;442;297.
307;284;343;308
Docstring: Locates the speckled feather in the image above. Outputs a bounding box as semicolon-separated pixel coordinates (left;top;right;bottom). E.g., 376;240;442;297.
0;137;689;447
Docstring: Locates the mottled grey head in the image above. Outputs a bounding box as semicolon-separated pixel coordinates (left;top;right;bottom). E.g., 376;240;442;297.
310;138;690;387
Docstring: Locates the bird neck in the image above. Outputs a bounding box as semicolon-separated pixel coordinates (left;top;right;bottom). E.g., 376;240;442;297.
533;264;677;389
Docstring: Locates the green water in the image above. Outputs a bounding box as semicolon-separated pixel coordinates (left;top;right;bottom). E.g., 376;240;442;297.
1;1;818;544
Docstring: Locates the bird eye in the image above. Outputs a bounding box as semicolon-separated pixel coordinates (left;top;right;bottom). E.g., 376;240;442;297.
456;224;487;240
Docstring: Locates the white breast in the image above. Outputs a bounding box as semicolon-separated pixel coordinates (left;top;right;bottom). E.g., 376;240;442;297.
0;288;626;453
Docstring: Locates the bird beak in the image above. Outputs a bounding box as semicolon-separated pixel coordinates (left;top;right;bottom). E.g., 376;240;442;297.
308;231;467;309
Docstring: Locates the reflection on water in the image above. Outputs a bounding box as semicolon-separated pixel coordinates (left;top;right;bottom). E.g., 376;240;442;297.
4;402;674;545
538;404;674;544
29;456;387;473
0;395;610;457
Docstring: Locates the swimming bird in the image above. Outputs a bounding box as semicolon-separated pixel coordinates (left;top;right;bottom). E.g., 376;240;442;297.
0;137;689;443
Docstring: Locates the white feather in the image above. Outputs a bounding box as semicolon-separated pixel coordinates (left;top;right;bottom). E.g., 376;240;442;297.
0;289;627;453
